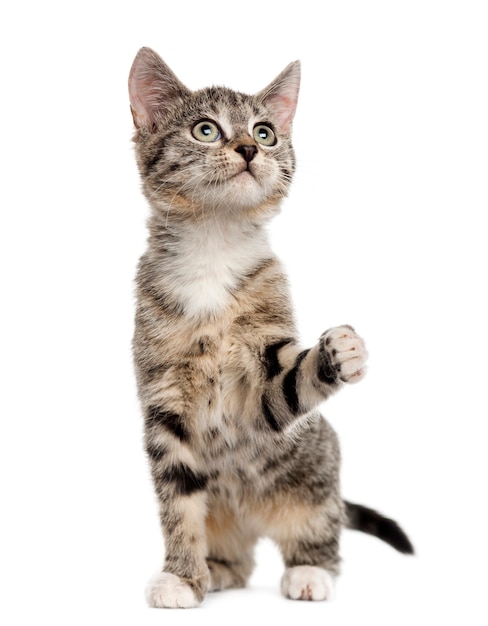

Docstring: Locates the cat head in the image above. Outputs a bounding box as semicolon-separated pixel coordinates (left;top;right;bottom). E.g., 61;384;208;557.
128;48;300;222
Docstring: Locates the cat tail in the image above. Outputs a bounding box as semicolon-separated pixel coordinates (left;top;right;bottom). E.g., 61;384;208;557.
344;500;414;555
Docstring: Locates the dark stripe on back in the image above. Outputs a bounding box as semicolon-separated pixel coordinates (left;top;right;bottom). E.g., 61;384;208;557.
146;406;190;442
263;338;294;379
262;395;282;432
282;349;310;414
166;463;208;495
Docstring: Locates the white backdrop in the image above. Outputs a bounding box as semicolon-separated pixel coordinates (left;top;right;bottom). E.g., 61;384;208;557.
1;1;487;624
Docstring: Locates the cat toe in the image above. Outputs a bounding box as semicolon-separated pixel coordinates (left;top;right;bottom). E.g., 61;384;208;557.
321;325;368;384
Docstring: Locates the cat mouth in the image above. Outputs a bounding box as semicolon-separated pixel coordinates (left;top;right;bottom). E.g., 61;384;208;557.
231;165;256;181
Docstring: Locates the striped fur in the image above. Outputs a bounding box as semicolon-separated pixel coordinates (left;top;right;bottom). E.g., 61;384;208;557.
129;48;411;608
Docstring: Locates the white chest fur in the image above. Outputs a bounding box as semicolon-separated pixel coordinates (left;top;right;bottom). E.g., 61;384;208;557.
164;220;271;318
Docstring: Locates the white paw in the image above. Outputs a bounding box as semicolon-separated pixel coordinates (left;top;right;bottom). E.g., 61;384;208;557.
320;325;368;383
146;572;200;608
281;566;335;601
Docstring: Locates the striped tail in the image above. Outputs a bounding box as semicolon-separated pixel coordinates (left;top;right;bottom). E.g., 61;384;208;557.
344;501;414;555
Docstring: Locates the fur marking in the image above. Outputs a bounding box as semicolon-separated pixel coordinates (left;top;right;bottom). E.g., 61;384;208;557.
318;341;338;385
146;443;167;463
282;349;310;414
263;338;294;379
147;406;190;442
262;394;282;432
166;463;208;495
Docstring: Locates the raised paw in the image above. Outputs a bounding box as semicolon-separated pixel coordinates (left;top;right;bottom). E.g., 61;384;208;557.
319;325;368;384
146;572;201;609
281;566;335;601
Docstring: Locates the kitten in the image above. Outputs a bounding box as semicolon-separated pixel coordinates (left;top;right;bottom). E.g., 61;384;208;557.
128;47;413;608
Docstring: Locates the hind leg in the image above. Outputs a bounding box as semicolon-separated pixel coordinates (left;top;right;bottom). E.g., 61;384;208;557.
205;506;258;592
267;496;345;601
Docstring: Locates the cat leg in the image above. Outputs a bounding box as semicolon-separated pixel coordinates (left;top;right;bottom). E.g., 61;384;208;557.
260;326;368;433
205;506;258;592
268;496;344;601
146;490;209;608
145;446;210;608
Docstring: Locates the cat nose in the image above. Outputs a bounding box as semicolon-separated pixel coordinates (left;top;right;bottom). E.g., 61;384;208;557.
235;144;258;163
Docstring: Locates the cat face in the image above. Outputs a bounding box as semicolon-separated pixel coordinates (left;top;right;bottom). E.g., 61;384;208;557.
129;48;300;219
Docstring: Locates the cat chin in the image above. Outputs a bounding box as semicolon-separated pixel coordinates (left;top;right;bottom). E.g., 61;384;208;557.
227;172;282;209
191;179;271;214
227;178;265;206
231;169;255;182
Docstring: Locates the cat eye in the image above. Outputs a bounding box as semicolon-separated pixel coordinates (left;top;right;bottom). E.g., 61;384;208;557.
253;124;276;146
192;120;222;143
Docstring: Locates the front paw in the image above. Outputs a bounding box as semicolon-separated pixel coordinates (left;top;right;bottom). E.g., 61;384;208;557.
318;325;368;384
281;566;335;601
146;572;201;608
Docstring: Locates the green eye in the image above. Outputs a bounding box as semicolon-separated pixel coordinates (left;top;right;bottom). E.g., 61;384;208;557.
192;120;221;142
253;124;276;146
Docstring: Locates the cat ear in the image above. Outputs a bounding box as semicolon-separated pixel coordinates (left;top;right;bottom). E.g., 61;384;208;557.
257;61;301;133
128;47;189;130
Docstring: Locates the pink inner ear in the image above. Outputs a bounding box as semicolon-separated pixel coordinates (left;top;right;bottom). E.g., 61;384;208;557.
268;95;297;133
259;61;300;133
276;96;297;132
128;60;157;129
128;48;189;131
129;92;151;129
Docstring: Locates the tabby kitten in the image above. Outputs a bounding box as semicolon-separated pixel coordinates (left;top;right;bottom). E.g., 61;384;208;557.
129;47;412;609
